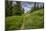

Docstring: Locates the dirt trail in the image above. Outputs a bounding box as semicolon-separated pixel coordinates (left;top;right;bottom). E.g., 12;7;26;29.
20;14;30;29
25;14;30;16
20;15;25;30
20;22;24;29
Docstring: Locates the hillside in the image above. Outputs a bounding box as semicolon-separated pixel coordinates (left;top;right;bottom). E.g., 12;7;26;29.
6;9;44;30
23;9;44;29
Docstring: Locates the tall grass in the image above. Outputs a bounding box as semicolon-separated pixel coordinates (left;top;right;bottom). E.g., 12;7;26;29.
5;9;44;30
5;16;23;30
24;9;44;29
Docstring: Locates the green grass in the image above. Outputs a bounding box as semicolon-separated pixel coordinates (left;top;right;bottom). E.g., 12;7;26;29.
24;9;44;29
5;9;44;30
5;16;23;30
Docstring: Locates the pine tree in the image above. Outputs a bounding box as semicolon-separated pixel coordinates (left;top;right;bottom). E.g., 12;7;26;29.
12;1;23;16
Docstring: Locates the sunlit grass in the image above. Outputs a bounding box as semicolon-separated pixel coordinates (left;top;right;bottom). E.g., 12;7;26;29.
24;9;44;29
5;9;44;30
6;16;23;30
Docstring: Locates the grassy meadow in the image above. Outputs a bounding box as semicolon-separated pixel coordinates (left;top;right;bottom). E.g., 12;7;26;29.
5;9;44;30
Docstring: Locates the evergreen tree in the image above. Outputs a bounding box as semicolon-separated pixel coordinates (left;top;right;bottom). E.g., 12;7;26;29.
5;0;12;16
5;0;8;16
12;1;24;16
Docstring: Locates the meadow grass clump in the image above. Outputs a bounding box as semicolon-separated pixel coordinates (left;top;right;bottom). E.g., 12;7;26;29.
5;16;23;30
5;9;44;30
24;9;44;29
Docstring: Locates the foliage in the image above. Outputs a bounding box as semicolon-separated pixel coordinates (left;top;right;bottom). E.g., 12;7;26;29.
5;16;23;30
24;9;44;29
5;1;44;31
5;1;12;16
5;1;24;16
5;9;44;30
